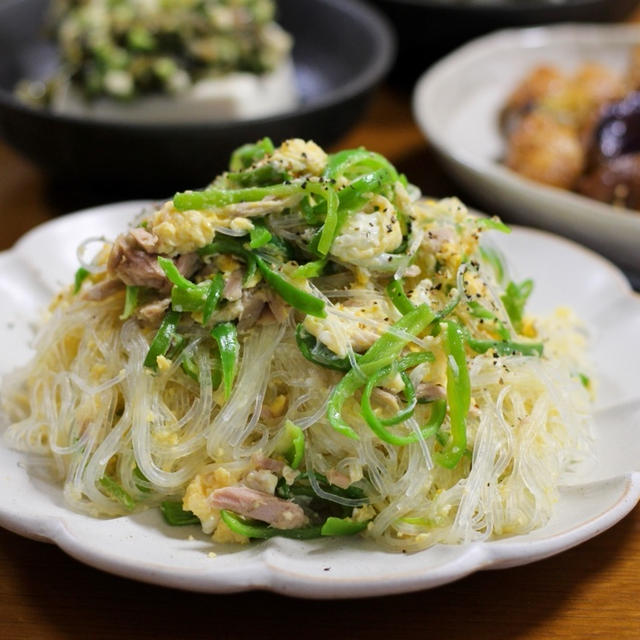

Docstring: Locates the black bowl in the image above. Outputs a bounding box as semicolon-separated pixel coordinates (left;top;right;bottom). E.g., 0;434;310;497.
372;0;639;83
0;0;395;194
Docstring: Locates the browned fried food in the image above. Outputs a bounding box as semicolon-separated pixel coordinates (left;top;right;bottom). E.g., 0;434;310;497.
500;65;568;136
504;111;584;189
577;154;640;209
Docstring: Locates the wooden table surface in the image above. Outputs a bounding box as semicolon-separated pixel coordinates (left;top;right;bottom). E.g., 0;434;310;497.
1;83;640;639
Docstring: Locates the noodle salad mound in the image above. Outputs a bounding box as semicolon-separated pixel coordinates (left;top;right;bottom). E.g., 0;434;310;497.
1;139;593;550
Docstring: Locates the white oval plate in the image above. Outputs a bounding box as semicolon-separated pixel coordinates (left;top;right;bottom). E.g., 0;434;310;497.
412;24;640;273
1;201;639;598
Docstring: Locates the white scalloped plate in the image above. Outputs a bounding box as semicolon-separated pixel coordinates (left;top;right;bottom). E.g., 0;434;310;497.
412;24;640;272
1;201;639;598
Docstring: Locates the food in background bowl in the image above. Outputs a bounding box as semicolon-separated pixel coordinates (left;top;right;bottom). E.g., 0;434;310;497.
1;139;593;551
501;50;640;211
16;0;297;121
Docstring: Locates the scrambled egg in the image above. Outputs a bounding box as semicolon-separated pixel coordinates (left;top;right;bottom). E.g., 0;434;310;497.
268;138;327;176
183;467;238;535
148;139;328;255
331;197;402;269
149;201;253;255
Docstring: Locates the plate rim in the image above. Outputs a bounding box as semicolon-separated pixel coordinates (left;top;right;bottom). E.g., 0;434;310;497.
1;200;639;598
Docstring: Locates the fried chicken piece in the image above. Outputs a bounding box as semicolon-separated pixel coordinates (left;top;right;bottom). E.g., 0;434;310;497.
500;65;568;136
505;111;585;189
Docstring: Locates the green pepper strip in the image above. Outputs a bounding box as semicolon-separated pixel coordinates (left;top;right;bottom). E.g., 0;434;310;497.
229;137;274;171
305;168;396;258
276;420;305;469
305;168;392;224
158;256;217;314
320;517;369;536
160;501;200;526
293;258;327;279
210;322;239;400
277;472;367;502
181;355;200;382
228;165;289;188
327;304;436;440
315;188;339;256
360;358;446;446
295;324;352;371
467;300;510;341
157;256;194;289
119;285;139;320
578;372;590;389
501;279;534;333
476;217;511;234
181;351;223;390
143;310;180;370
337;168;395;211
220;510;367;540
368;352;433;426
324;148;398;181
249;222;272;249
169;285;208;312
255;256;326;318
73;267;90;294
221;509;322;539
433;321;470;469
197;238;257;285
133;466;150;494
386;278;416;315
173;183;303;212
467;336;543;357
99;476;136;511
202;273;224;325
256;233;293;263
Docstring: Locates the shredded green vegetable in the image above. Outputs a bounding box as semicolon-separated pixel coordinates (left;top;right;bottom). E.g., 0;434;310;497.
119;285;139;320
210;322;239;400
73;267;90;294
